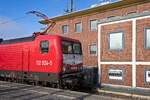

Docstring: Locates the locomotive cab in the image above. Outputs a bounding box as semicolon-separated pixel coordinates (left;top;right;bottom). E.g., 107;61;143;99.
62;41;82;73
60;39;83;88
35;36;83;88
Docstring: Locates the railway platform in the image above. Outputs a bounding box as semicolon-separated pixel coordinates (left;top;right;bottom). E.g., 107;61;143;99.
0;81;127;100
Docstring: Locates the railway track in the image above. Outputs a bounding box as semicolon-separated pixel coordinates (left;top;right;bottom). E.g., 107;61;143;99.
0;81;127;100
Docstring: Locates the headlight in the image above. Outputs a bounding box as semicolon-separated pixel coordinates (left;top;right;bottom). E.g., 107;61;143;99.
84;75;88;80
63;66;66;72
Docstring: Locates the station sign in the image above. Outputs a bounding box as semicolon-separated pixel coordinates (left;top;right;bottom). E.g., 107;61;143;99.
108;69;123;80
146;70;150;83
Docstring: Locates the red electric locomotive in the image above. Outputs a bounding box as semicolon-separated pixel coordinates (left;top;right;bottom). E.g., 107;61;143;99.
0;33;83;88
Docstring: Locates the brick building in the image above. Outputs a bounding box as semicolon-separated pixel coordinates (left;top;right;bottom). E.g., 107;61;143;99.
41;0;150;68
98;11;150;89
41;0;150;89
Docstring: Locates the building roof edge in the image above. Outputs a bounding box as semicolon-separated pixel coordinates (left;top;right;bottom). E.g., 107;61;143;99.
98;10;150;25
40;0;149;24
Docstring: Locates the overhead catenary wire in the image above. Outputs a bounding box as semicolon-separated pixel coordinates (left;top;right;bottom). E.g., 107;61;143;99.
0;15;28;25
0;10;49;25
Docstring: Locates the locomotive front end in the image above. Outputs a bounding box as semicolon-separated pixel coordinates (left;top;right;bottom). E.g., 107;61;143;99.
60;40;83;89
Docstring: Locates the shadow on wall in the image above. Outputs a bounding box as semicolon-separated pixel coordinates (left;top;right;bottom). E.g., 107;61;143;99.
81;66;99;88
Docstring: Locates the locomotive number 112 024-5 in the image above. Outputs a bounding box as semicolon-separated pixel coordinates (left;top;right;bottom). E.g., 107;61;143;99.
36;60;53;66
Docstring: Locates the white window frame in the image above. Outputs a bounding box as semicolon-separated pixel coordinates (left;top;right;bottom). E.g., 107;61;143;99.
144;28;150;49
145;70;150;83
75;22;82;33
126;11;137;16
62;25;69;34
89;19;98;31
108;32;124;51
89;43;97;56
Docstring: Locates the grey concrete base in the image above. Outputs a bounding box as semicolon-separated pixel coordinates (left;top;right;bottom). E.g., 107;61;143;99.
97;85;150;100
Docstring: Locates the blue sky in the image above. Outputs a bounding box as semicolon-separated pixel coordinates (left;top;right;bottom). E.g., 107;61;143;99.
0;0;116;39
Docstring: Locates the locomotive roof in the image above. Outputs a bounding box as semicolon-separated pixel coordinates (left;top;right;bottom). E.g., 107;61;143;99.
0;35;81;45
61;36;80;43
0;36;35;45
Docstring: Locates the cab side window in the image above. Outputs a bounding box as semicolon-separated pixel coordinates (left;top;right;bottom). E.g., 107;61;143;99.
40;40;49;54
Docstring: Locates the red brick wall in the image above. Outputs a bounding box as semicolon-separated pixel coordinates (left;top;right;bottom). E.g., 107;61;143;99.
136;18;150;61
101;64;132;86
137;2;150;13
101;21;132;61
100;17;150;88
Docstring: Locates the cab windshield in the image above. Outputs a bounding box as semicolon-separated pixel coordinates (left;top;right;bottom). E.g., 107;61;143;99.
62;41;81;54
